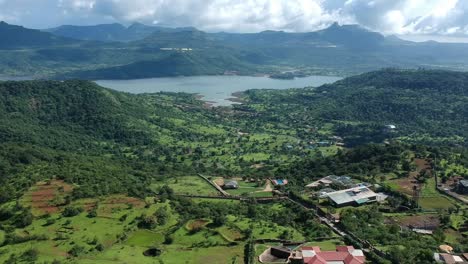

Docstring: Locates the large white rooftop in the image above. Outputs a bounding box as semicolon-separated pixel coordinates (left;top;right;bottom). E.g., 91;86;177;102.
326;187;377;205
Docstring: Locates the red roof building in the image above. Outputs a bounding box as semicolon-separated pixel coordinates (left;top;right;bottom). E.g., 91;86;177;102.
289;246;365;264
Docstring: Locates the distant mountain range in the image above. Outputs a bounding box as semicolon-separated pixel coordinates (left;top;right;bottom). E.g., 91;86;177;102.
45;22;198;43
1;21;468;79
0;21;75;49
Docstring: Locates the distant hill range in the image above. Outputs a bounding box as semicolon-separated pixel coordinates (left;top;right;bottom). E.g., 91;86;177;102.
1;21;468;79
0;21;75;49
45;22;197;42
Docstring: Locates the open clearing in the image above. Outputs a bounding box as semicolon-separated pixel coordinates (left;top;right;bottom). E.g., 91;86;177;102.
151;175;220;196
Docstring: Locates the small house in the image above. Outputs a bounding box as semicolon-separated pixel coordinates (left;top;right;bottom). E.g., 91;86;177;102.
223;180;239;189
272;179;288;186
456;180;468;195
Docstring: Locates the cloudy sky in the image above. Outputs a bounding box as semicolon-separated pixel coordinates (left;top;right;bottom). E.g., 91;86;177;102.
1;0;468;38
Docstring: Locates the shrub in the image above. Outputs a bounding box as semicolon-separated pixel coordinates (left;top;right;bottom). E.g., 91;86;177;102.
62;206;83;217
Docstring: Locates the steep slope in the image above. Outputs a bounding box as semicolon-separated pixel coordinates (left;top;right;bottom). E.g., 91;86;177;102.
0;21;74;49
0;80;211;200
314;23;385;50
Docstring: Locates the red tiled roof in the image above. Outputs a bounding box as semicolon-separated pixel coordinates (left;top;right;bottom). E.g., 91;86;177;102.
302;246;365;264
317;251;349;260
337;246;354;252
302;246;321;252
307;255;327;264
345;253;365;264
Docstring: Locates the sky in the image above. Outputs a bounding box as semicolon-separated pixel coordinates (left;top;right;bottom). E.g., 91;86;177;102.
1;0;468;40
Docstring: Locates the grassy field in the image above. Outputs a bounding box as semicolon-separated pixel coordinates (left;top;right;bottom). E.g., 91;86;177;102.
224;180;266;196
303;239;345;250
125;230;165;247
417;197;455;210
0;197;175;263
151;175;220;196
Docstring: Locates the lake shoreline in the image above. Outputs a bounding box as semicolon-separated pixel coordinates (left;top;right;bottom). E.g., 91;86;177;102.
96;75;342;107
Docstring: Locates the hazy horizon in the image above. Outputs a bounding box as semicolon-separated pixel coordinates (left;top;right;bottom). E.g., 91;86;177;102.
1;0;467;43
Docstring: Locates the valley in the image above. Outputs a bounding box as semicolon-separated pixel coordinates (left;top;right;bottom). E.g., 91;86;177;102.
0;12;467;264
0;69;466;264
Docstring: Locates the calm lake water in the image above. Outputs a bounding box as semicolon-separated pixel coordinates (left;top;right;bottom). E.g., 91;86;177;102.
96;75;342;106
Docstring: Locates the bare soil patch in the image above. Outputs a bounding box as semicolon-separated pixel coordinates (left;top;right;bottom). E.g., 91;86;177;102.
24;180;74;215
392;158;433;195
388;214;440;230
187;219;209;231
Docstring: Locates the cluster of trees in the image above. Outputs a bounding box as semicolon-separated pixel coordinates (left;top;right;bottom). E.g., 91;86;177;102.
281;143;407;184
340;207;440;264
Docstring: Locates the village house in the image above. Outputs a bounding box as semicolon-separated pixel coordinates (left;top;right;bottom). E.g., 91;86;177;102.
456;180;468;195
306;175;354;189
434;252;468;263
223;180;239;189
289;246;365;264
325;186;380;207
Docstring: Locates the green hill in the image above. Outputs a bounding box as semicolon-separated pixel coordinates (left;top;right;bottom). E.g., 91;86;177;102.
0;21;74;49
60;51;256;79
0;80;209;201
241;69;468;145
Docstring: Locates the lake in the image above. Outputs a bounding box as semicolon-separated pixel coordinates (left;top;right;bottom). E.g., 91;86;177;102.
96;75;342;106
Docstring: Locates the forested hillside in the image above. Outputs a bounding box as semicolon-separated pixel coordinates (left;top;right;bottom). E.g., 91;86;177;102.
0;22;74;49
0;80;214;202
241;69;468;145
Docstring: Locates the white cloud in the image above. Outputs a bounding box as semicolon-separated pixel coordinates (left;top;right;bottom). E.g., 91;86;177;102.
0;0;467;36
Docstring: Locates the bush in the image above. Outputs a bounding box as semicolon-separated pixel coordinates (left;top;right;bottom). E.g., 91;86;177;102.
68;245;86;257
163;235;173;245
96;243;104;251
87;209;97;218
21;249;38;262
44;218;56;226
62;206;83;217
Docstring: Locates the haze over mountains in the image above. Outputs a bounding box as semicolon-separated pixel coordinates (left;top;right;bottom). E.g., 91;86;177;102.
2;21;468;79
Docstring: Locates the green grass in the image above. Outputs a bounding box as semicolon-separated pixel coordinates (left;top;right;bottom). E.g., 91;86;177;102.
418;197;455;210
159;244;243;264
224;180;269;197
125;230;164;247
233;216;304;241
152;175;220;196
241;153;271;162
0;198;175;263
216;226;244;242
303;239;345;251
450;214;466;230
79;243;244;264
